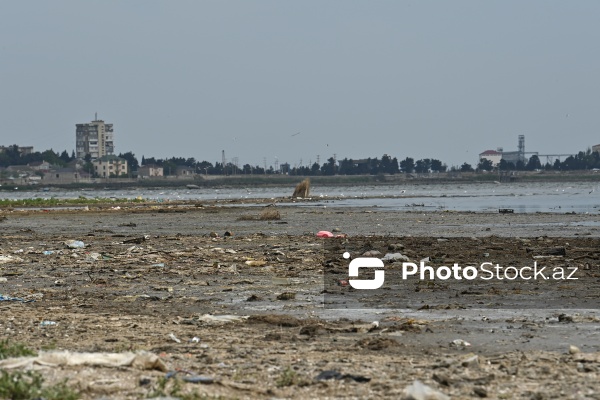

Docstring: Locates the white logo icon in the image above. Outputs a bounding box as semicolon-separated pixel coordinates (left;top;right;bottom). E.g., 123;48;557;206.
345;252;385;290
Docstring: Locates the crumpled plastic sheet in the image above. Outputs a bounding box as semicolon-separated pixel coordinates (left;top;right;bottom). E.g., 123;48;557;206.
0;294;35;303
196;314;249;325
0;350;168;372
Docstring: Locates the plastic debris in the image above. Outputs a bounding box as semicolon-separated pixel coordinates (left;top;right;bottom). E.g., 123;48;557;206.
168;333;181;343
0;350;167;371
65;240;85;249
40;321;57;326
317;231;334;238
0;294;35;303
196;314;249;325
190;337;201;343
43;250;55;255
450;339;471;348
382;253;410;262
401;380;450;400
183;375;214;384
0;277;7;283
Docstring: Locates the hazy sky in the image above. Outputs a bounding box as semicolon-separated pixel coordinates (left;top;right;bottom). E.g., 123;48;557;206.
2;1;599;168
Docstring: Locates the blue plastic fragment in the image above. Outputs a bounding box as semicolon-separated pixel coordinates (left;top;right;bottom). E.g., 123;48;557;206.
0;294;35;303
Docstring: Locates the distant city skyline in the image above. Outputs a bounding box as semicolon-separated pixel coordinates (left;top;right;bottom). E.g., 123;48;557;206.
2;1;599;168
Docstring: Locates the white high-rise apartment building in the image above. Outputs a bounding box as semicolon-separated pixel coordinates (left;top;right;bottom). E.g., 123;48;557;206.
76;114;114;160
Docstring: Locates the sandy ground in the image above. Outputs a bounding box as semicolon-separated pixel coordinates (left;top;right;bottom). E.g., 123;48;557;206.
1;204;599;399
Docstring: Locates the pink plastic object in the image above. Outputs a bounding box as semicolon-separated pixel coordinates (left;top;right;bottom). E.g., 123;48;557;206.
316;231;334;238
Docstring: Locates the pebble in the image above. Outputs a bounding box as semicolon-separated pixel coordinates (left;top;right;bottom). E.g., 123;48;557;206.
569;345;581;355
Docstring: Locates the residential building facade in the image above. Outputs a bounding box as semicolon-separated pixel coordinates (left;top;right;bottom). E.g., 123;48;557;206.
138;164;164;178
76;117;114;160
92;155;128;178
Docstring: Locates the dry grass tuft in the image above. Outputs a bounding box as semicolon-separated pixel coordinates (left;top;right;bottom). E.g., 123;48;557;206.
292;178;310;198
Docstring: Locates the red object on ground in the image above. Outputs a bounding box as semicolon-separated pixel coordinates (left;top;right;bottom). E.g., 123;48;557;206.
317;231;334;238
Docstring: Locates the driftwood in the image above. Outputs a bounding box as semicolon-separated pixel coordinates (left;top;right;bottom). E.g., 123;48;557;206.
292;178;310;198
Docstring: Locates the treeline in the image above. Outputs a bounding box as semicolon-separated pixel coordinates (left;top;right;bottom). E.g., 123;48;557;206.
4;142;600;176
137;154;446;176
0;145;75;168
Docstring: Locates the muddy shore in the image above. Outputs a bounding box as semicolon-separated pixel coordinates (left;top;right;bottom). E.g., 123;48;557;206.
1;205;599;399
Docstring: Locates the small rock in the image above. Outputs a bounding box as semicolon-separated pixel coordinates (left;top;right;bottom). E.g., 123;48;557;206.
332;228;341;232
209;232;219;238
401;380;449;400
569;345;581;355
473;386;488;397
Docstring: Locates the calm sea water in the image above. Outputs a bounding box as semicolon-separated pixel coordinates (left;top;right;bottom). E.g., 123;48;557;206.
2;181;600;213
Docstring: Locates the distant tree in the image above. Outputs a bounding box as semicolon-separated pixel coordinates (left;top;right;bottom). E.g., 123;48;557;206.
430;159;446;172
400;157;415;173
515;160;526;170
60;150;71;163
460;162;474;172
526;155;541;171
498;159;513;171
414;159;431;173
41;149;65;166
118;151;139;172
477;158;493;172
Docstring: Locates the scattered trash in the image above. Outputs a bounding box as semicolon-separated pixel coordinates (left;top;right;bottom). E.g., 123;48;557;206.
0;277;7;283
196;314;249;325
0;350;167;371
40;321;57;326
315;370;370;383
190;337;201;343
401;380;450;400
338;279;349;287
166;371;215;384
183;375;215;384
317;231;334;238
450;339;471;348
42;250;55;255
382;253;410;262
65;240;85;249
168;333;181;343
0;294;35;303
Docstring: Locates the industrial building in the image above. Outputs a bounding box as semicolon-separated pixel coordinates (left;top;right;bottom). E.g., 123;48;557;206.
479;135;574;167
